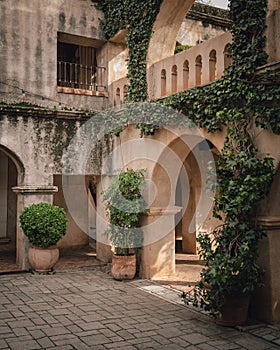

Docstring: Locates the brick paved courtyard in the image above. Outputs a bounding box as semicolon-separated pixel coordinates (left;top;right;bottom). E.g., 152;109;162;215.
0;267;279;350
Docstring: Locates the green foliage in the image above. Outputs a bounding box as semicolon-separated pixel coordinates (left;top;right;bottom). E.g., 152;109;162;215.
186;223;266;317
174;44;192;54
97;0;279;316
214;133;276;223
185;132;276;316
102;169;149;255
162;0;280;135
96;0;163;102
97;0;279;136
19;203;67;248
178;0;279;316
102;102;182;137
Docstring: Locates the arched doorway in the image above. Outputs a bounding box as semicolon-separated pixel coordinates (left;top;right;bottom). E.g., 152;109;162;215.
141;134;219;278
0;148;20;271
174;139;219;255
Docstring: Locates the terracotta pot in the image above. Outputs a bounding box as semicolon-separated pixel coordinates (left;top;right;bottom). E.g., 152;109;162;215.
215;294;250;327
111;254;136;280
28;245;59;273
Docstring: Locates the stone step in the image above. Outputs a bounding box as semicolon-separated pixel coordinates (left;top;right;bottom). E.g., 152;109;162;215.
175;253;204;265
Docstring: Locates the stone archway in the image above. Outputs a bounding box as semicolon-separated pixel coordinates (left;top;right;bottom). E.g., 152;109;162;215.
141;133;220;278
146;0;195;98
0;146;24;271
175;140;220;255
147;0;195;67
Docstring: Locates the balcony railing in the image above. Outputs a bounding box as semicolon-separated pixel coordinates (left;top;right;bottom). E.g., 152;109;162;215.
57;61;106;91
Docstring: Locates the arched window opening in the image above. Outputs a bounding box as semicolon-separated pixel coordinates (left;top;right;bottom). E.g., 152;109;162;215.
115;88;120;107
183;60;189;90
209;50;217;82
171;65;177;94
224;43;232;70
195;55;202;86
123;85;128;102
161;69;166;96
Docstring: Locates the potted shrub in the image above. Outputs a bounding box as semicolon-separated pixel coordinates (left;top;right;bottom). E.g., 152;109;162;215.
103;168;149;280
188;224;265;326
19;202;67;273
183;138;276;326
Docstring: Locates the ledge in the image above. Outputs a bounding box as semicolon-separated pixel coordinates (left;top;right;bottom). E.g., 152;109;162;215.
12;185;58;194
145;206;182;216
57;87;108;97
0;104;100;121
109;29;128;44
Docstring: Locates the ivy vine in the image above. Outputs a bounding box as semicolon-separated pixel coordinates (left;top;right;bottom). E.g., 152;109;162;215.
96;0;163;102
96;0;279;136
162;0;280;135
97;0;280;317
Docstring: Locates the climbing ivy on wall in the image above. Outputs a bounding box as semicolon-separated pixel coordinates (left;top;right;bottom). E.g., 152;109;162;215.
97;0;280;316
162;0;280;134
96;0;280;135
96;0;163;102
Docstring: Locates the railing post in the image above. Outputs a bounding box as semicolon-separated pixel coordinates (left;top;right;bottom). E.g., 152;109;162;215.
57;61;107;92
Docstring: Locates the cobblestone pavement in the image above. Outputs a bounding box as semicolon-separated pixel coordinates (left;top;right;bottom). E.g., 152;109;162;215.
0;267;279;350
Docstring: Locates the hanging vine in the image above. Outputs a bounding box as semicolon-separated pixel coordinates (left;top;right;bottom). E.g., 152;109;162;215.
96;0;279;136
96;0;163;102
97;0;280;317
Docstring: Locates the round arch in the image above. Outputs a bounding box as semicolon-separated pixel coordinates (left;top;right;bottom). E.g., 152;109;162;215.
141;129;221;278
0;145;24;272
0;144;24;180
147;0;195;68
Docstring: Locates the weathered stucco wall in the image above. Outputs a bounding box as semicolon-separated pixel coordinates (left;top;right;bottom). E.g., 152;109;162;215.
176;17;228;46
266;8;280;63
0;109;102;182
0;0;108;111
0;107;105;264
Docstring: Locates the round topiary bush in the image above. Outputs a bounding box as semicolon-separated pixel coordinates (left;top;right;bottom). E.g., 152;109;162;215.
19;202;67;248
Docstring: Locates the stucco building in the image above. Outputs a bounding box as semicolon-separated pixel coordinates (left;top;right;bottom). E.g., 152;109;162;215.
0;0;279;324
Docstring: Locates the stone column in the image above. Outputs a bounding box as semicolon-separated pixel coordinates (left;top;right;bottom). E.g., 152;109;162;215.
252;216;280;324
141;206;181;279
12;185;58;270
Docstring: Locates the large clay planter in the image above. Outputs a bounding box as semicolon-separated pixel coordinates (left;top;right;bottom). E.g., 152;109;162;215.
28;245;59;273
111;254;136;280
215;294;250;327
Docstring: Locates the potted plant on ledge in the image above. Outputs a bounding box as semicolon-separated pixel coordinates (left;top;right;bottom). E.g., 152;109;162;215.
19;202;67;273
103;168;148;280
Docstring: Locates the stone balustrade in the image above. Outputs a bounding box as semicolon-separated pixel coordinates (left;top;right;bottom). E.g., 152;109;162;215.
150;31;232;99
110;31;232;105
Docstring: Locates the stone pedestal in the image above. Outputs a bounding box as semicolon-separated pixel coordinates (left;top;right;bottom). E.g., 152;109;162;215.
12;185;58;270
141;206;181;279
